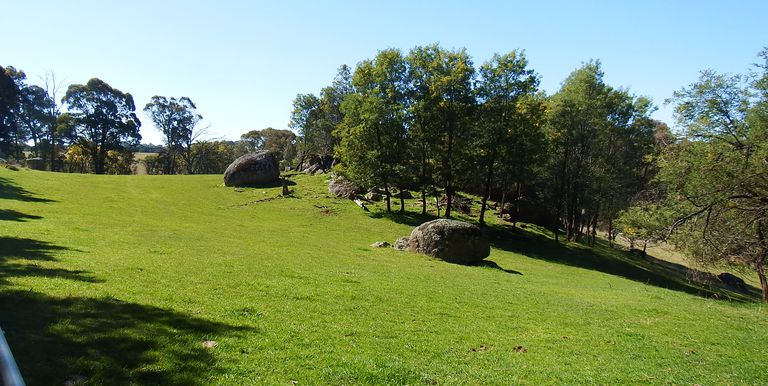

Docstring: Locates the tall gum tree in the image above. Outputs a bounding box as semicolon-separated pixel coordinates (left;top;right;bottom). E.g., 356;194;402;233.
336;49;410;212
406;44;475;218
63;78;141;174
474;51;540;225
546;62;655;242
143;96;202;174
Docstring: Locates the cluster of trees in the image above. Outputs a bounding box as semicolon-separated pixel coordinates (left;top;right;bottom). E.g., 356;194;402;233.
0;68;143;174
0;67;65;169
292;44;661;237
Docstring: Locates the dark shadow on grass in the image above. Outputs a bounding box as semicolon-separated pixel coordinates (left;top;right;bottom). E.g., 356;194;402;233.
367;210;438;227
0;176;56;202
0;290;253;385
365;209;757;300
228;179;297;189
477;260;523;275
0;237;101;284
0;209;43;222
0;236;254;384
483;223;761;302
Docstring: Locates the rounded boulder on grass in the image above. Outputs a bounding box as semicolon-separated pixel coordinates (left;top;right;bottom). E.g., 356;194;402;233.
407;219;490;265
223;151;280;187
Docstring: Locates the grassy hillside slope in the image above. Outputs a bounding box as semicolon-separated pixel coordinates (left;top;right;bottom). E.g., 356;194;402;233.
1;168;766;385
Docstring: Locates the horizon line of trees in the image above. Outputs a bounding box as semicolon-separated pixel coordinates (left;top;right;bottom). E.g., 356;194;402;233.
0;66;299;175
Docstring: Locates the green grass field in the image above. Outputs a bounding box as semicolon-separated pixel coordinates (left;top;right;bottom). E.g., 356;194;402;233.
1;167;766;385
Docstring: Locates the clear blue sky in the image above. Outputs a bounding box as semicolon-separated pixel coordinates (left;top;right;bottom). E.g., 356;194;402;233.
3;1;766;144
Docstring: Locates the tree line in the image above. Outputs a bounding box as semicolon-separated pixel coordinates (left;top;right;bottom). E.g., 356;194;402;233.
0;67;298;175
291;44;662;237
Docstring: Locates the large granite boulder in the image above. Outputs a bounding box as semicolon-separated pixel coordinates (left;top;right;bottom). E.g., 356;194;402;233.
328;176;364;198
408;219;490;264
223;151;280;187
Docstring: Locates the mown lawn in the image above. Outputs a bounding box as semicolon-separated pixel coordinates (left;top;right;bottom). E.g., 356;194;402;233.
1;167;766;385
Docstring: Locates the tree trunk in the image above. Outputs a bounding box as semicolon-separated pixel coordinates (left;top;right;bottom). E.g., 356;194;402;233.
567;187;578;241
554;205;561;242
554;148;569;243
384;186;391;213
589;202;600;247
445;187;453;218
444;118;454;219
608;217;614;248
757;261;768;303
498;189;506;217
755;223;767;302
186;146;194;174
420;141;429;215
398;183;405;213
92;143;104;174
478;157;495;226
512;182;522;228
295;152;306;172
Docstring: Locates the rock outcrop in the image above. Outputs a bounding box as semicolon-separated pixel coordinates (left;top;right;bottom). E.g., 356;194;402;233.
328;176;364;199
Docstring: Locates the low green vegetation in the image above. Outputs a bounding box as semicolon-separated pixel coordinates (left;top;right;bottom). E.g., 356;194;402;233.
1;168;766;384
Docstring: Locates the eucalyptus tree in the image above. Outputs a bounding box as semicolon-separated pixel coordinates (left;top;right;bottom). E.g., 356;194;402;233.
289;93;322;170
0;66;19;155
1;66;30;158
144;96;202;174
336;49;410;212
34;71;67;170
241;127;297;167
646;50;768;301
63;78;141;174
406;44;475;217
474;50;541;225
17;84;55;157
290;65;352;171
546;61;655;242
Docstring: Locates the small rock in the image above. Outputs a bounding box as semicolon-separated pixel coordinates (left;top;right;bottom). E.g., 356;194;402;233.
370;241;391;248
365;191;382;201
202;340;219;348
393;236;410;251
